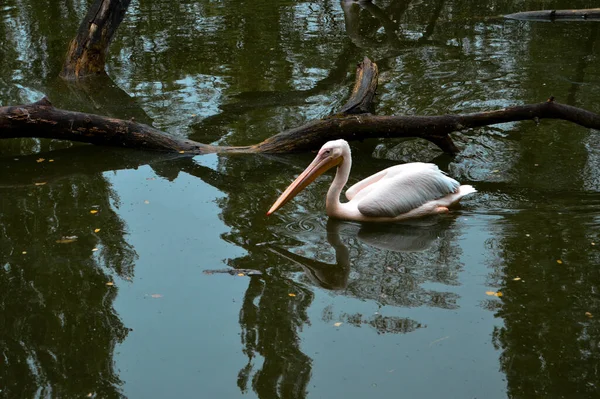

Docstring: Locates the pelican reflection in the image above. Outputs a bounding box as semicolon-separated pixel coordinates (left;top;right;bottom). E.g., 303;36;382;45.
270;217;450;290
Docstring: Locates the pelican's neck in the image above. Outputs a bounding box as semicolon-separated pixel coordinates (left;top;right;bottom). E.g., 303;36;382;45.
326;155;351;215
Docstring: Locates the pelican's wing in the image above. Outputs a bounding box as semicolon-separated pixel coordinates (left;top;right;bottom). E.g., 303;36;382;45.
345;169;388;200
355;163;460;218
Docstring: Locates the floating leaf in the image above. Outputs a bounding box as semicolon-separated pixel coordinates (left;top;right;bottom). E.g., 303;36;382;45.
56;236;78;244
34;182;47;186
92;248;99;252
94;228;101;233
556;259;563;264
496;291;503;297
333;322;342;327
144;200;150;204
485;291;496;296
36;158;45;163
151;294;163;298
22;251;27;255
585;312;593;318
49;159;54;162
592;242;596;246
106;282;114;286
237;273;245;277
179;151;185;154
513;277;521;281
288;293;296;297
90;210;98;214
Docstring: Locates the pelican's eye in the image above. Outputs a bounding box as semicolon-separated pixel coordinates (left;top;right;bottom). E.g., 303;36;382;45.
324;149;331;155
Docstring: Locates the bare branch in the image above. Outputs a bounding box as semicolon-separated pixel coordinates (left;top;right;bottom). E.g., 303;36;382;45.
505;8;600;21
3;60;600;156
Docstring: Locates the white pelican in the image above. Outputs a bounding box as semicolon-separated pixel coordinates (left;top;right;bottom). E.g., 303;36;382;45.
267;139;476;222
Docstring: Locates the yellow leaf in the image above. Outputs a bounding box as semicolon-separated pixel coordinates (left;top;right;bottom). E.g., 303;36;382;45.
495;291;503;297
90;210;98;214
22;251;27;255
288;293;296;297
151;294;163;298
237;273;245;276
179;151;185;154
36;158;45;163
333;322;342;327
92;248;99;252
94;228;101;233
106;282;114;286
49;159;54;162
585;312;593;318
513;277;521;281
485;291;496;296
556;259;563;264
592;242;596;246
34;182;47;186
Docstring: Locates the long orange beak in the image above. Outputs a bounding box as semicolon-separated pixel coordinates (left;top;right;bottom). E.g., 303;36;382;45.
267;153;342;215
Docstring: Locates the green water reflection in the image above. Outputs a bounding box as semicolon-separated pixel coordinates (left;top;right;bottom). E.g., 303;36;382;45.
2;0;600;398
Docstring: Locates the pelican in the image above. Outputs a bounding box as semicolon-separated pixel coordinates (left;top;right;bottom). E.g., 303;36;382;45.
267;139;476;222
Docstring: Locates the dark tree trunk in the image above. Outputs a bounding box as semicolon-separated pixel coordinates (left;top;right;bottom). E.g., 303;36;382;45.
60;0;132;80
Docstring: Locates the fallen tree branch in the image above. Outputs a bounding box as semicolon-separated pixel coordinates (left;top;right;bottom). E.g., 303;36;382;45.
249;98;600;154
505;8;600;21
0;97;219;153
2;59;600;155
0;58;379;154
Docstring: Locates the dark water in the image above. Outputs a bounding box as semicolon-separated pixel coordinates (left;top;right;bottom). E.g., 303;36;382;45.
2;0;600;398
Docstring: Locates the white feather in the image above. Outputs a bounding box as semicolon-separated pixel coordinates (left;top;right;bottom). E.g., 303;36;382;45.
349;163;460;218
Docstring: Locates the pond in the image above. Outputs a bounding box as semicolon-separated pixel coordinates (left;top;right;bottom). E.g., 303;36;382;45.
1;0;600;398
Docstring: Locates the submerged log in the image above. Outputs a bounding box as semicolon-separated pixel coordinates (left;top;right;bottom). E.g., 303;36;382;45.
3;59;600;155
0;98;218;153
505;8;600;21
250;99;600;154
61;0;132;79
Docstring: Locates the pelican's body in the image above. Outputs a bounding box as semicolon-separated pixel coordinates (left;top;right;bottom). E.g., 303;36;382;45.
267;139;476;222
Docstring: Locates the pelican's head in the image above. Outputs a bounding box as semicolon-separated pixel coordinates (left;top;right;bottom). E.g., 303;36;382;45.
267;140;350;215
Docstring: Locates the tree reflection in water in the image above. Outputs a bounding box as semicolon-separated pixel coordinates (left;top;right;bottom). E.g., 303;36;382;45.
0;171;135;398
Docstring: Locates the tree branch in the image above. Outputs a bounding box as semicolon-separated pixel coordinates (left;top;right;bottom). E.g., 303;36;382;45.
3;60;600;156
60;0;132;80
505;8;600;21
336;57;378;115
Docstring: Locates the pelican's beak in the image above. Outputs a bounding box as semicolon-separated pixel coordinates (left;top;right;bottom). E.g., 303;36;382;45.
267;153;342;215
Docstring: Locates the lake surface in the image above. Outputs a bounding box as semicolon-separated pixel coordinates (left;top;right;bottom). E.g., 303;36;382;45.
2;0;600;398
